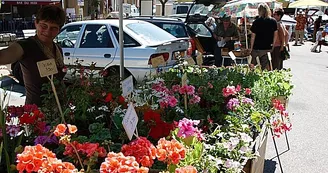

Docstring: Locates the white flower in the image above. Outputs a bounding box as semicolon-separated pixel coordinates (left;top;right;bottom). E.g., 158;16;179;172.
98;105;109;111
239;146;249;154
231;161;241;168
224;159;233;168
230;137;240;146
87;106;95;112
240;133;253;143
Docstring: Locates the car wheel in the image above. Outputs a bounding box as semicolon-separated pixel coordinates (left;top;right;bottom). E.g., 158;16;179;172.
103;66;136;86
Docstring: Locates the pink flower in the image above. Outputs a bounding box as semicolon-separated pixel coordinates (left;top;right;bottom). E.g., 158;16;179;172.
177;118;204;140
222;86;237;97
172;85;180;93
207;82;213;89
167;96;178;107
236;85;241;92
245;88;252;95
189;95;200;104
179;85;195;95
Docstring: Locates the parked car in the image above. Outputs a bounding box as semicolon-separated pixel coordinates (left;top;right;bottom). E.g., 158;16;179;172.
54;19;189;81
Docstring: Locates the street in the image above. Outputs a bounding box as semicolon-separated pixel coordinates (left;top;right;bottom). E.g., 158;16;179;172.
264;41;328;172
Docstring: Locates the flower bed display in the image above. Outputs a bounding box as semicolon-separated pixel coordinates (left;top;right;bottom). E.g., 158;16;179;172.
0;61;293;173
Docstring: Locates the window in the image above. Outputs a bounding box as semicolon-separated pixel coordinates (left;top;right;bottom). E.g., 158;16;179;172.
80;24;114;48
161;23;188;38
187;23;212;37
55;25;82;48
111;26;140;47
176;6;189;14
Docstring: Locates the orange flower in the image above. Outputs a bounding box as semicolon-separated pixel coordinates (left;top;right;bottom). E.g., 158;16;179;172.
67;124;77;134
155;138;186;165
54;124;67;136
175;166;197;173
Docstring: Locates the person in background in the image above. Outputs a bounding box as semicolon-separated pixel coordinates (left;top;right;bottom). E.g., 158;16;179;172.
294;10;307;45
285;24;292;51
213;14;240;67
272;8;286;70
0;5;66;106
250;3;277;70
311;26;324;53
313;16;322;42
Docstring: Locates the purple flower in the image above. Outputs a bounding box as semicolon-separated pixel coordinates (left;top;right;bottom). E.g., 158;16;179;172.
6;125;21;137
227;98;240;110
34;135;59;145
242;97;254;106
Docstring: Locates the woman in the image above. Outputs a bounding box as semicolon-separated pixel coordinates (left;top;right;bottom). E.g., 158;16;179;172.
0;5;66;106
272;8;286;70
250;3;277;70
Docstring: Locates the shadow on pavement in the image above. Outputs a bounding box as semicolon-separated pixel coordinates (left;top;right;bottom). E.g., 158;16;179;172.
263;159;277;173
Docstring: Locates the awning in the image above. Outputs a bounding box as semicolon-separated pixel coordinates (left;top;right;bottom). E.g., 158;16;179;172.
2;0;60;5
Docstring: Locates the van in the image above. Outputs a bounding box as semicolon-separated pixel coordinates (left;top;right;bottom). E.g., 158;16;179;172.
172;2;193;15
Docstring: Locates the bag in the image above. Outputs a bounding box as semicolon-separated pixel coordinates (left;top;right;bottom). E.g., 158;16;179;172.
281;47;290;60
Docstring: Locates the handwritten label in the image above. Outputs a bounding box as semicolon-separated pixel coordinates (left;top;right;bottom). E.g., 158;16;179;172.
37;59;58;77
196;53;203;65
186;57;196;65
182;73;187;86
228;51;237;61
122;75;134;98
122;103;139;140
151;55;165;68
267;52;272;61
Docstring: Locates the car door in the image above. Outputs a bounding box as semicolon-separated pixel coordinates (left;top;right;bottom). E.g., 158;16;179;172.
54;24;83;66
73;24;117;68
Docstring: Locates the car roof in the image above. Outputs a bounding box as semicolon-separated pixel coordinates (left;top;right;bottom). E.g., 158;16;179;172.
127;16;185;23
63;19;148;27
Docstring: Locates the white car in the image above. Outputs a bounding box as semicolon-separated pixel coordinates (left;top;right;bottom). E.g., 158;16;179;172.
54;19;189;81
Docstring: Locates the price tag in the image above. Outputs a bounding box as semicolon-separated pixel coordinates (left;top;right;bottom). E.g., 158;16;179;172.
256;56;261;66
37;59;58;77
151;55;165;68
196;53;203;65
122;75;134;98
186;57;196;65
228;51;237;61
182;73;187;86
122;103;139;140
267;52;272;61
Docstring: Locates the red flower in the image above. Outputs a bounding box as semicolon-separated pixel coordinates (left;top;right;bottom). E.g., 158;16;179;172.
105;93;113;102
143;110;161;123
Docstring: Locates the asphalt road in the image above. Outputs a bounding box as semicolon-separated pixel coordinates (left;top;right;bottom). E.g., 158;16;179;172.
264;41;328;173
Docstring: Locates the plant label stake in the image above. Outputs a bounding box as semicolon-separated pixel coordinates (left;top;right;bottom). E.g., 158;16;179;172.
228;51;237;65
122;75;134;100
122;103;139;140
256;56;261;68
196;53;203;66
186;57;196;65
37;59;65;123
267;52;273;71
247;55;252;65
182;73;188;110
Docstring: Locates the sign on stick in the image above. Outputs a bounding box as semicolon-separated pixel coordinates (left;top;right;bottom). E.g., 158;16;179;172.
37;59;58;77
122;103;139;140
122;75;134;98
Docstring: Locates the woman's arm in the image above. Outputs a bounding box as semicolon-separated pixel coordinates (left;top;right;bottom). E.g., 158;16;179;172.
0;42;24;65
250;33;256;51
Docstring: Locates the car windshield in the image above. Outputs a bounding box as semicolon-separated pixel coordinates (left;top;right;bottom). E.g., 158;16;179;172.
189;4;214;15
126;22;176;44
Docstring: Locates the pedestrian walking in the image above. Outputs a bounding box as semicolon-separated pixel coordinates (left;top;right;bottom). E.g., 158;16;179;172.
294;10;307;46
272;8;286;70
311;26;324;53
313;16;322;42
0;5;66;106
250;3;277;70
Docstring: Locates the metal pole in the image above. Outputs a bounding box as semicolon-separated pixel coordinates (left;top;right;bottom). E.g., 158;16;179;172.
119;0;124;79
61;0;65;9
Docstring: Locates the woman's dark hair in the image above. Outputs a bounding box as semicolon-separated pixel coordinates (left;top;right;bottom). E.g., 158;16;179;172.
36;5;66;27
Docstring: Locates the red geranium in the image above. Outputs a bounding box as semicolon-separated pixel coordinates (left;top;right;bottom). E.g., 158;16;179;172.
143;110;174;139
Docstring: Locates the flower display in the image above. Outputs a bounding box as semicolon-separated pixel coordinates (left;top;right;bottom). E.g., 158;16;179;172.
121;137;156;167
54;124;78;137
100;152;149;173
16;144;78;173
156;138;186;165
143;110;174;140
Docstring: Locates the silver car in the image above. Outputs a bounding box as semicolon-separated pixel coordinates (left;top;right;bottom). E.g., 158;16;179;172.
54;19;189;81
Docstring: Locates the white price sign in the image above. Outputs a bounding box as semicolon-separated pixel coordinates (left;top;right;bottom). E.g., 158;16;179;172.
122;103;138;140
228;51;237;61
37;59;58;77
122;75;134;98
196;53;203;65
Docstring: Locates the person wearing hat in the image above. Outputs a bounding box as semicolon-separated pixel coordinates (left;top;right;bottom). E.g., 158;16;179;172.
294;10;307;45
213;14;240;67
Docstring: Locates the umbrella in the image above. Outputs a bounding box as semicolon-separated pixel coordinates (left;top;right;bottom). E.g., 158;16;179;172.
218;0;283;18
289;0;328;8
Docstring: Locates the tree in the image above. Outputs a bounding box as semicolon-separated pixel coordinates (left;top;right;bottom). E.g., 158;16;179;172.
158;0;169;16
